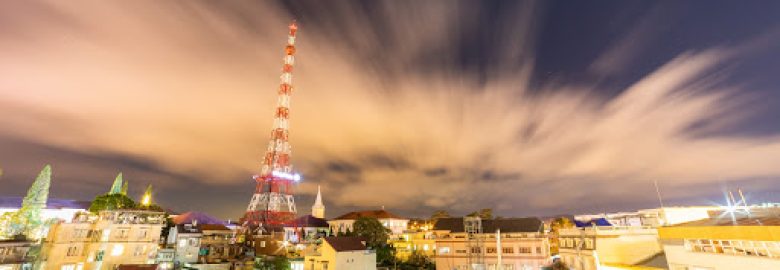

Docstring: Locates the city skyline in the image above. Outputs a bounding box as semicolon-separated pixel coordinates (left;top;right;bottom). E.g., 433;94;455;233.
3;0;780;219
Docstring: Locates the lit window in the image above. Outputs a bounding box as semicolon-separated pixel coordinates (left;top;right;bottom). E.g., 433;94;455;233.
179;239;187;248
61;264;75;270
111;245;124;256
439;247;450;254
423;244;429;251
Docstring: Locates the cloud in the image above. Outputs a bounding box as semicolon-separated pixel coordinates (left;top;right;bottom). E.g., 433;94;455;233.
2;0;780;217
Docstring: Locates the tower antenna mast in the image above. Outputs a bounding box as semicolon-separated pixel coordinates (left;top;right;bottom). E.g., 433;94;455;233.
243;21;301;227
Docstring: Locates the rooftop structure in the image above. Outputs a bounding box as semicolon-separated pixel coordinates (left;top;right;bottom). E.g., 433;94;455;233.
329;209;409;235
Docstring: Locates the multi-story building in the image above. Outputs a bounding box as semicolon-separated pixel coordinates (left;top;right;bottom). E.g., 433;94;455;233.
0;239;34;270
391;219;436;260
558;225;665;270
40;210;165;270
165;223;202;266
303;237;376;270
328;210;408;236
433;217;549;270
658;214;780;270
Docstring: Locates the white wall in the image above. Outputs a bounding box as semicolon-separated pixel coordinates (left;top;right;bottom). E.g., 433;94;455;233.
664;244;780;270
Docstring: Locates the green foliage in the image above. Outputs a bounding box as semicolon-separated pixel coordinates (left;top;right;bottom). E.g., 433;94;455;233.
430;210;450;221
352;217;390;248
254;256;290;270
375;245;396;267
109;173;123;194
466;208;493;220
89;193;136;212
398;250;434;270
3;165;52;239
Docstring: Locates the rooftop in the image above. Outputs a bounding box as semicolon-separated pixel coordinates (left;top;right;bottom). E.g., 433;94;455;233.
287;214;329;228
333;209;405;220
323;237;368;252
172;211;226;225
434;217;543;233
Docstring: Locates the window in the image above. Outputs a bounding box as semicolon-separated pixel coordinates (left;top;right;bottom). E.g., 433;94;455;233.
518;247;531;253
502;247;514;254
470;247;481;254
61;264;75;270
138;230;148;239
536;247;542;254
133;246;145;256
260;241;266;248
455;249;467;254
66;246;79;257
439;247;451;254
486;247;496;253
111;244;124;256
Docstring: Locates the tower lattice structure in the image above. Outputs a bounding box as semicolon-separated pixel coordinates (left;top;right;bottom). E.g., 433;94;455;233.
243;21;300;227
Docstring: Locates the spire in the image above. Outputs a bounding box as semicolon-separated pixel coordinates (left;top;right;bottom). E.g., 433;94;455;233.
141;184;153;206
312;185;325;219
109;172;123;195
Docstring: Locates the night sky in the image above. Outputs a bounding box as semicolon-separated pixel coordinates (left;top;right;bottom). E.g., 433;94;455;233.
2;0;780;219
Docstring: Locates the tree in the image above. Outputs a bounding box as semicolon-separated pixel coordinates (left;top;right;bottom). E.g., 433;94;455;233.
401;250;434;270
430;210;450;222
467;208;493;220
549;217;574;254
109;173;123;194
5;165;52;239
89;193;136;212
254;256;290;270
352;217;389;248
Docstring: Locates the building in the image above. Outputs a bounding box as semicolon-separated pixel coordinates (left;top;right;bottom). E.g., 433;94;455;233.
329;210;408;236
165;223;202;266
0;239;34;270
391;219;436;260
284;215;330;244
40;210;166;270
303;237;376;270
433;217;550;270
311;186;325;219
574;206;719;227
658;214;780;270
558;225;665;270
0;197;90;224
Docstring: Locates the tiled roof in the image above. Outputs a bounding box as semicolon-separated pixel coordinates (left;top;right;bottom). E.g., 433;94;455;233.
324;237;367;252
433;217;543;233
286;214;329;228
0;196;90;209
333;209;405;220
172;211;226;225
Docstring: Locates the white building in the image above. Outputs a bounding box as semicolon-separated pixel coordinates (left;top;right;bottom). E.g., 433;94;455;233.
659;214;780;270
40;210;166;270
165;224;202;266
303;237;376;270
311;186;325;219
574;206;719;227
328;210;408;236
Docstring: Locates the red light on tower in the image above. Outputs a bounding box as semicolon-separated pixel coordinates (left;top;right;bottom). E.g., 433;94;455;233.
242;21;301;227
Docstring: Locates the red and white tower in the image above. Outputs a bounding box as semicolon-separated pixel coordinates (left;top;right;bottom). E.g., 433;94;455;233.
243;21;300;227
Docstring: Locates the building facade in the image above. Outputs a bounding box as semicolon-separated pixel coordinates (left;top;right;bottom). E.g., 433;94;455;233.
40;210;165;270
558;226;665;270
658;215;780;270
328;210;408;236
0;239;34;270
433;217;549;270
303;237;376;270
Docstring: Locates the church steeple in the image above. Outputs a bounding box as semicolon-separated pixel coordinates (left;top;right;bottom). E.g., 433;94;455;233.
312;185;325;219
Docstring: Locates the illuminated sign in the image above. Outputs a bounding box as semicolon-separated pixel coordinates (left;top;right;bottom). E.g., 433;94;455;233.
272;171;302;181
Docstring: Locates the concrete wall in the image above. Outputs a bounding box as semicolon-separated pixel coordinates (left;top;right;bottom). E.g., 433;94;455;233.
664;243;780;270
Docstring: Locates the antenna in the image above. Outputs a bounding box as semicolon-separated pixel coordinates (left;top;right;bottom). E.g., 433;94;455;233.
653;179;667;226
